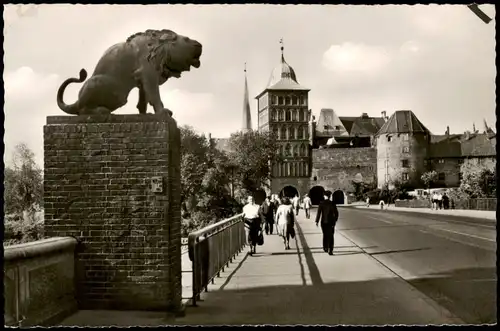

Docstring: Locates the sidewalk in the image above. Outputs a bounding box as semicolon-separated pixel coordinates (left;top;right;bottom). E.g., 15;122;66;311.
59;212;465;326
350;204;496;221
171;214;463;325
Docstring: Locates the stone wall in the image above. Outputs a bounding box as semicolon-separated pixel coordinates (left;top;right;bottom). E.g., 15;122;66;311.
311;147;377;193
4;237;78;326
43;114;181;311
271;177;311;197
376;133;428;189
429;158;461;187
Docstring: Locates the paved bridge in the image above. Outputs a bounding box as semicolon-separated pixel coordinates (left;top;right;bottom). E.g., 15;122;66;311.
55;205;495;326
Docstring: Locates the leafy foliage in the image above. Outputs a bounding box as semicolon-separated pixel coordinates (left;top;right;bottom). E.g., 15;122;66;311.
4;143;44;245
227;129;281;194
352;180;377;201
459;162;496;198
421;170;438;189
180;126;242;236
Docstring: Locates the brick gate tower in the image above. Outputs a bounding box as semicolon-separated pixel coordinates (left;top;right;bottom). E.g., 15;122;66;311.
255;40;312;197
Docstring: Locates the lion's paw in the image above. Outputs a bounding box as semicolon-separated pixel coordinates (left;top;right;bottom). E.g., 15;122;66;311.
156;108;173;117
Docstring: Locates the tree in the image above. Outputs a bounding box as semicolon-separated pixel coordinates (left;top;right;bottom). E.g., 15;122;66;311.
180;126;210;214
228;130;281;195
421;170;438;195
4;143;43;215
179;127;242;236
459;162;496;198
4;143;44;245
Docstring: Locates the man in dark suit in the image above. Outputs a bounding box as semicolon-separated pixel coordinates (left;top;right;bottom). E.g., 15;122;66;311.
315;190;339;255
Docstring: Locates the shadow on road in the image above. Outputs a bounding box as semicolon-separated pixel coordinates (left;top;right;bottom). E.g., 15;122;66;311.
408;266;497;324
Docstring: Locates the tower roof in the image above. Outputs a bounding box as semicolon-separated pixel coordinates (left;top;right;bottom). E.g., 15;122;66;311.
242;63;252;132
262;40;309;93
376;110;430;136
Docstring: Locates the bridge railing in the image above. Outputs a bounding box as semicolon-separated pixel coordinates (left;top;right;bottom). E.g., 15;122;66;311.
187;213;246;306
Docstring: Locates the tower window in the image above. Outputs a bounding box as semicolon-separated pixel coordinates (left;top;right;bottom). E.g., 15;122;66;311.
438;159;445;164
401;133;409;140
298;126;304;139
387;135;392;142
402;159;409;168
284;144;291;156
402;146;410;153
402;173;409;181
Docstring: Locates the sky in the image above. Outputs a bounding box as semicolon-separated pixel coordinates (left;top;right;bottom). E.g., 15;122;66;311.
3;4;496;168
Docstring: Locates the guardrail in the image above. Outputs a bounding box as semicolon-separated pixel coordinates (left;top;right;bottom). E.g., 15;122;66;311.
395;198;497;211
4;237;78;326
187;213;246;306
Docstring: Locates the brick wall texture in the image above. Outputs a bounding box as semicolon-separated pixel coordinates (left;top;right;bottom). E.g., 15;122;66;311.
312;147;377;193
270;147;377;200
43;114;181;312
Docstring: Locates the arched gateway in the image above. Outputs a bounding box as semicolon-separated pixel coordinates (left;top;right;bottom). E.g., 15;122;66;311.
332;190;345;205
280;185;299;199
308;186;325;205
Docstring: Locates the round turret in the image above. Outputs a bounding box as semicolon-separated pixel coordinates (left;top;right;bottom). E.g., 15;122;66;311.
376;110;430;189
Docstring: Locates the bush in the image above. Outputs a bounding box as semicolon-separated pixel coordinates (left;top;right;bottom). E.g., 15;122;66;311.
4;210;45;246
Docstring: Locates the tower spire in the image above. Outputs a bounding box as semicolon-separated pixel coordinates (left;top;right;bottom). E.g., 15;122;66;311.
280;38;284;62
242;62;252;132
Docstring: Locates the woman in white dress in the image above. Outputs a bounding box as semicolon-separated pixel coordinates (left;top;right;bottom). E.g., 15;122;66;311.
275;197;296;250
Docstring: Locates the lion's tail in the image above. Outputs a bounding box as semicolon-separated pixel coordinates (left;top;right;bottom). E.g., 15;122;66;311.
57;69;88;115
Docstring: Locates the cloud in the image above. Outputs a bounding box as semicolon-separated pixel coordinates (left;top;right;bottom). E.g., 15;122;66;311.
322;42;392;74
3;66;217;167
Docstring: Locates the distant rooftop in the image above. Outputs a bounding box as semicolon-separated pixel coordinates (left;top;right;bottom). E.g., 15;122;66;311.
376;110;430;136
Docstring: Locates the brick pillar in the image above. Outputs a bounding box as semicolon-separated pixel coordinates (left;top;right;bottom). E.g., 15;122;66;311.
43;114;181;312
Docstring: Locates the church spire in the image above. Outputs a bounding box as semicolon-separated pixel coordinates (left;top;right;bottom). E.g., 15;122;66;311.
242;62;252;132
280;38;285;62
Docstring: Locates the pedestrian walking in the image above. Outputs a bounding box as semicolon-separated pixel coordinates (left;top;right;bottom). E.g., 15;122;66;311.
379;199;385;210
275;197;296;250
437;192;443;210
315;190;339;255
260;196;276;235
366;196;370;208
292;195;300;216
443;193;450;210
303;194;312;219
242;195;264;256
432;192;438;210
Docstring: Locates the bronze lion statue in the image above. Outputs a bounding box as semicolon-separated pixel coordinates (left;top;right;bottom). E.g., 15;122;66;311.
57;29;202;116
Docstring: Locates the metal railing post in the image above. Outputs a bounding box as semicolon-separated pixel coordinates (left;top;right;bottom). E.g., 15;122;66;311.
186;213;244;307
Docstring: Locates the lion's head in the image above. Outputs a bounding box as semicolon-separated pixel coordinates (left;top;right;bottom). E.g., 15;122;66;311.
143;29;202;80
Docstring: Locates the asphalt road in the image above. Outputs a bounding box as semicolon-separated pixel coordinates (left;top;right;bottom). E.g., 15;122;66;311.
335;206;497;324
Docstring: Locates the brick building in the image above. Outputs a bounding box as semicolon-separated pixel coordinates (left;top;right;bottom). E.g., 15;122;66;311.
215;43;496;205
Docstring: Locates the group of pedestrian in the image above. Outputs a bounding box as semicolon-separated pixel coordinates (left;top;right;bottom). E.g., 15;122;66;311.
431;191;450;210
242;191;338;256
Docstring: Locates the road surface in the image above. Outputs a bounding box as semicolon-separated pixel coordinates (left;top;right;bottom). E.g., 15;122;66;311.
336;206;496;324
